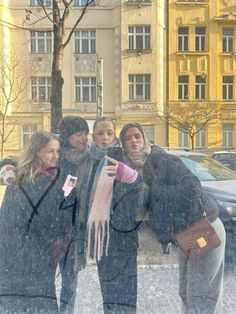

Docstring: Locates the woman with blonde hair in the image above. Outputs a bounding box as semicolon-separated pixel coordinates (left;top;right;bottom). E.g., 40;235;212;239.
0;131;79;314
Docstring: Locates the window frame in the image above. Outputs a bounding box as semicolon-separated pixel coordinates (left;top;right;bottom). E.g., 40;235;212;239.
128;25;151;50
73;0;96;7
195;75;206;100
74;30;96;54
30;30;52;54
178;75;189;100
21;124;38;148
128;74;151;101
195;26;206;52
196;123;206;148
142;125;154;144
31;77;52;101
75;77;97;102
29;0;51;7
178;127;189;148
222;27;234;53
222;75;234;100
222;124;233;148
178;27;189;52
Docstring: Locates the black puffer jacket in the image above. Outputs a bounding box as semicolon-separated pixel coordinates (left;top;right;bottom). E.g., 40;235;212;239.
144;146;219;245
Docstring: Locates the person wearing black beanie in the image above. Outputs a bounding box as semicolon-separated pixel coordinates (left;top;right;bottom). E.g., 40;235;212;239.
57;115;90;314
58;115;89;150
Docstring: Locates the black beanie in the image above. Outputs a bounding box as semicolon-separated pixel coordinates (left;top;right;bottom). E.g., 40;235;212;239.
58;115;89;148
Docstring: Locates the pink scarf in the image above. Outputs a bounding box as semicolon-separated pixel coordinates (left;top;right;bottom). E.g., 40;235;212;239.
87;161;138;261
87;165;114;261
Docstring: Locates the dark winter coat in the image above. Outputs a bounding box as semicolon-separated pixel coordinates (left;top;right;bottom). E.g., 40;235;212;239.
144;146;219;244
96;155;145;308
0;169;78;302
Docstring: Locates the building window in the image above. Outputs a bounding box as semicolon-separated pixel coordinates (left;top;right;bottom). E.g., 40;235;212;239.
142;125;154;144
128;26;150;50
127;0;152;3
22;124;38;148
179;0;208;2
222;76;234;100
75;77;96;102
196;124;206;148
178;75;189;100
178;127;189;148
222;124;233;147
30;30;52;53
73;0;95;6
129;74;150;101
178;27;188;52
222;28;233;52
195;27;206;51
29;0;51;6
31;77;52;101
74;30;96;54
195;75;206;100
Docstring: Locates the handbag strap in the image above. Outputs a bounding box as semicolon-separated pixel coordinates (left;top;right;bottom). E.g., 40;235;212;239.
20;168;60;232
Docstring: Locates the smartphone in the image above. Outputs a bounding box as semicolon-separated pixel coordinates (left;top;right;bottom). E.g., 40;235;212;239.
107;147;123;166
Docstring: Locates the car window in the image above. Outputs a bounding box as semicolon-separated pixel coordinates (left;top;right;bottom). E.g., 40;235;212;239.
179;155;236;181
214;154;236;161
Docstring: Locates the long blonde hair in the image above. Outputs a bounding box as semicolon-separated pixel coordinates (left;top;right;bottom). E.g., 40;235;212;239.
16;131;59;184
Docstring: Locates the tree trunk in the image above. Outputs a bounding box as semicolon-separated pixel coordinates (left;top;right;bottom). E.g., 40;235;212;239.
0;114;6;159
50;1;64;133
0;139;4;160
190;135;195;151
50;66;63;133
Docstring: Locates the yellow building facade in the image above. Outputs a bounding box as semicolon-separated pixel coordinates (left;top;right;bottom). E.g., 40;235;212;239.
0;0;167;158
168;0;236;150
2;0;236;157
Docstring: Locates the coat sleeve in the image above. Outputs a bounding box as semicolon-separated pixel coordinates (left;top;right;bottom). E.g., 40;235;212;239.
148;152;204;244
110;176;147;232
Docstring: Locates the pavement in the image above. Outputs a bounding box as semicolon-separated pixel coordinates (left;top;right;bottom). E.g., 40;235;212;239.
71;264;236;314
55;226;236;313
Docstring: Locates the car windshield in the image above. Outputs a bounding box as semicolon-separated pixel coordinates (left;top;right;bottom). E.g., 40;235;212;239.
214;154;236;161
179;155;236;181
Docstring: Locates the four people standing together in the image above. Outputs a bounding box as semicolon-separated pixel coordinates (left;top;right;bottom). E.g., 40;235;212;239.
0;116;226;314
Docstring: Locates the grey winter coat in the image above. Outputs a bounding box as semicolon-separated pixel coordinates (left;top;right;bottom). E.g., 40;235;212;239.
0;169;78;304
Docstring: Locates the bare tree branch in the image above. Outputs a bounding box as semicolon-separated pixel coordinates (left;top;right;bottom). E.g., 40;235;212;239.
0;51;31;158
36;0;54;24
63;0;96;48
158;102;224;150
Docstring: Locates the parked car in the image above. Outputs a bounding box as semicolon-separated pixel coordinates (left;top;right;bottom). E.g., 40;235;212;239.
166;150;236;263
212;151;236;171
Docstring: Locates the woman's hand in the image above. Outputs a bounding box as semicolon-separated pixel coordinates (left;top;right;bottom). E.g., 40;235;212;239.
0;165;16;185
105;156;138;184
105;156;118;177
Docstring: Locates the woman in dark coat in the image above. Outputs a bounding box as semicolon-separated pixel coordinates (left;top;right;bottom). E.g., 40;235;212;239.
57;115;90;313
83;118;144;314
119;123;226;314
0;131;79;314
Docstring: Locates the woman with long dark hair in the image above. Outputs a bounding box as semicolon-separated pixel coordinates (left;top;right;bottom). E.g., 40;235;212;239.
119;123;225;314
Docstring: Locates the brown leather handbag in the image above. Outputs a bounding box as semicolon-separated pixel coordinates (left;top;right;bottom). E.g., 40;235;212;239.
173;215;221;261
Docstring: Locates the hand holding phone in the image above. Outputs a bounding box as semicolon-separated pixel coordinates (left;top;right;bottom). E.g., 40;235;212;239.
106;147;122;176
107;147;122;165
